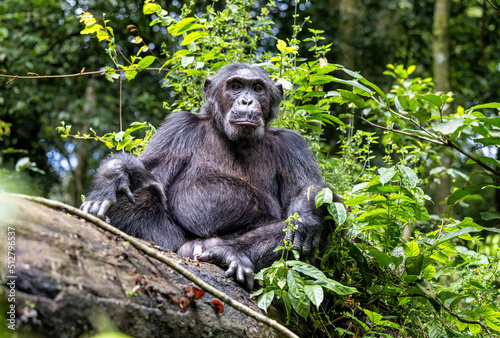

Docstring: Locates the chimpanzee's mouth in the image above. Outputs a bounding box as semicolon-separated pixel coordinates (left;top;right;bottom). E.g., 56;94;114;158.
229;119;262;127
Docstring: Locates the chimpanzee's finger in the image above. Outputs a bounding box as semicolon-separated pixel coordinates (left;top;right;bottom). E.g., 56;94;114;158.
293;232;303;253
301;234;313;260
284;228;293;243
310;231;321;260
236;265;246;284
118;182;135;204
192;243;203;260
225;261;238;278
89;202;100;216
81;201;91;214
124;186;135;204
197;251;214;262
97;200;112;220
243;268;254;290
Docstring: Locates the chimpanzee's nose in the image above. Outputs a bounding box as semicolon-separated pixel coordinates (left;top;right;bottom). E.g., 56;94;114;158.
241;97;253;106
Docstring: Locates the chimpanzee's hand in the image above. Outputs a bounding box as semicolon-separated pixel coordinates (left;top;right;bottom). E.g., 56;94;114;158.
80;159;135;220
198;245;255;290
284;222;323;261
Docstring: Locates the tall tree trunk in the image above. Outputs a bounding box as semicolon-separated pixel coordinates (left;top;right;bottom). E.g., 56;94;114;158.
338;0;359;70
71;82;96;206
433;0;452;216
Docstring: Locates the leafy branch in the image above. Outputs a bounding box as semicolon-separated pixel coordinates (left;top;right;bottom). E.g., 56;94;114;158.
0;67;168;84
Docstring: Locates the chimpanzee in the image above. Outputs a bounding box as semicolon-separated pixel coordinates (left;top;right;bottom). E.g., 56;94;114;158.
81;63;341;289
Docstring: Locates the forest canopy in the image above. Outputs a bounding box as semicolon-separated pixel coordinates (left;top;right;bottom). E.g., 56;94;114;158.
1;0;500;337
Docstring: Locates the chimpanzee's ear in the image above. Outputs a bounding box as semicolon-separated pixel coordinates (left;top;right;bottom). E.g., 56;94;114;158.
204;78;213;96
275;82;283;98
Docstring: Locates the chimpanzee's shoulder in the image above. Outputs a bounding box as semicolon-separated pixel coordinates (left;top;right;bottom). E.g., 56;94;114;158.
142;112;208;156
265;127;309;148
161;111;209;129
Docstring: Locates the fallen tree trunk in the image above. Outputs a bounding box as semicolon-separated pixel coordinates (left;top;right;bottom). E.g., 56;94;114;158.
0;194;289;338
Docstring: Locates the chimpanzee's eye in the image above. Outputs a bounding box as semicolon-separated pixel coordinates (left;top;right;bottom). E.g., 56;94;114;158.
254;85;263;92
232;83;242;90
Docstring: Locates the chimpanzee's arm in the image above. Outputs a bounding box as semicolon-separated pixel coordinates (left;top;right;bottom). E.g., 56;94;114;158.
81;111;201;220
273;129;341;259
80;152;161;219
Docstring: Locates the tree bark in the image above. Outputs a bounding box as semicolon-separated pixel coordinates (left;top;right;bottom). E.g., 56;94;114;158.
0;194;288;338
432;0;452;216
338;0;359;71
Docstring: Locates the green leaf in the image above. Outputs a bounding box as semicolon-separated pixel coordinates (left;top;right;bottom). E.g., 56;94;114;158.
344;195;372;206
467;102;500;111
182;31;207;45
124;70;137;81
287;269;304;298
328;202;347;225
470;280;486;290
304;284;324;308
287;261;327;281
137;55;156;69
168;18;198;35
477;116;500;128
180;55;195;68
466;156;500;168
338;89;366;108
417;94;443;108
430;227;479;250
413;109;432;123
289;293;310;320
422;265;436;280
315;188;333;207
346;243;372;287
473;137;500;146
456;320;468;331
143;3;161;14
432;119;464;135
357;77;390;105
397;165;418;188
343;311;369;330
308;75;334;85
485;318;500;331
81;24;102;35
473;306;500;317
396;95;418;111
379;167;396;185
429;321;447;338
404;275;419;284
366;247;392;267
357;208;387;221
280;291;292;322
362;308;383;325
405;241;420;257
405;254;424;275
122;123;147;139
257;290;274;313
249;288;263;297
484;226;500;233
116;139;132;151
352;182;369;192
447;183;489;205
332;78;373;96
324;280;357;295
317;113;345;126
105;71;120;83
468;323;481;334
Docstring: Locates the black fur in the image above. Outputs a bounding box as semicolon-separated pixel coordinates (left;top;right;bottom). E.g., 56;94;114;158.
81;63;341;289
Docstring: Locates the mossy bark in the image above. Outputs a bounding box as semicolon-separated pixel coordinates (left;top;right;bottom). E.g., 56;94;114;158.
0;194;284;338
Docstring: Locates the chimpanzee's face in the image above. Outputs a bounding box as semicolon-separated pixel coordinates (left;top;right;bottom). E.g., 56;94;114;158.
203;65;283;142
220;69;270;141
